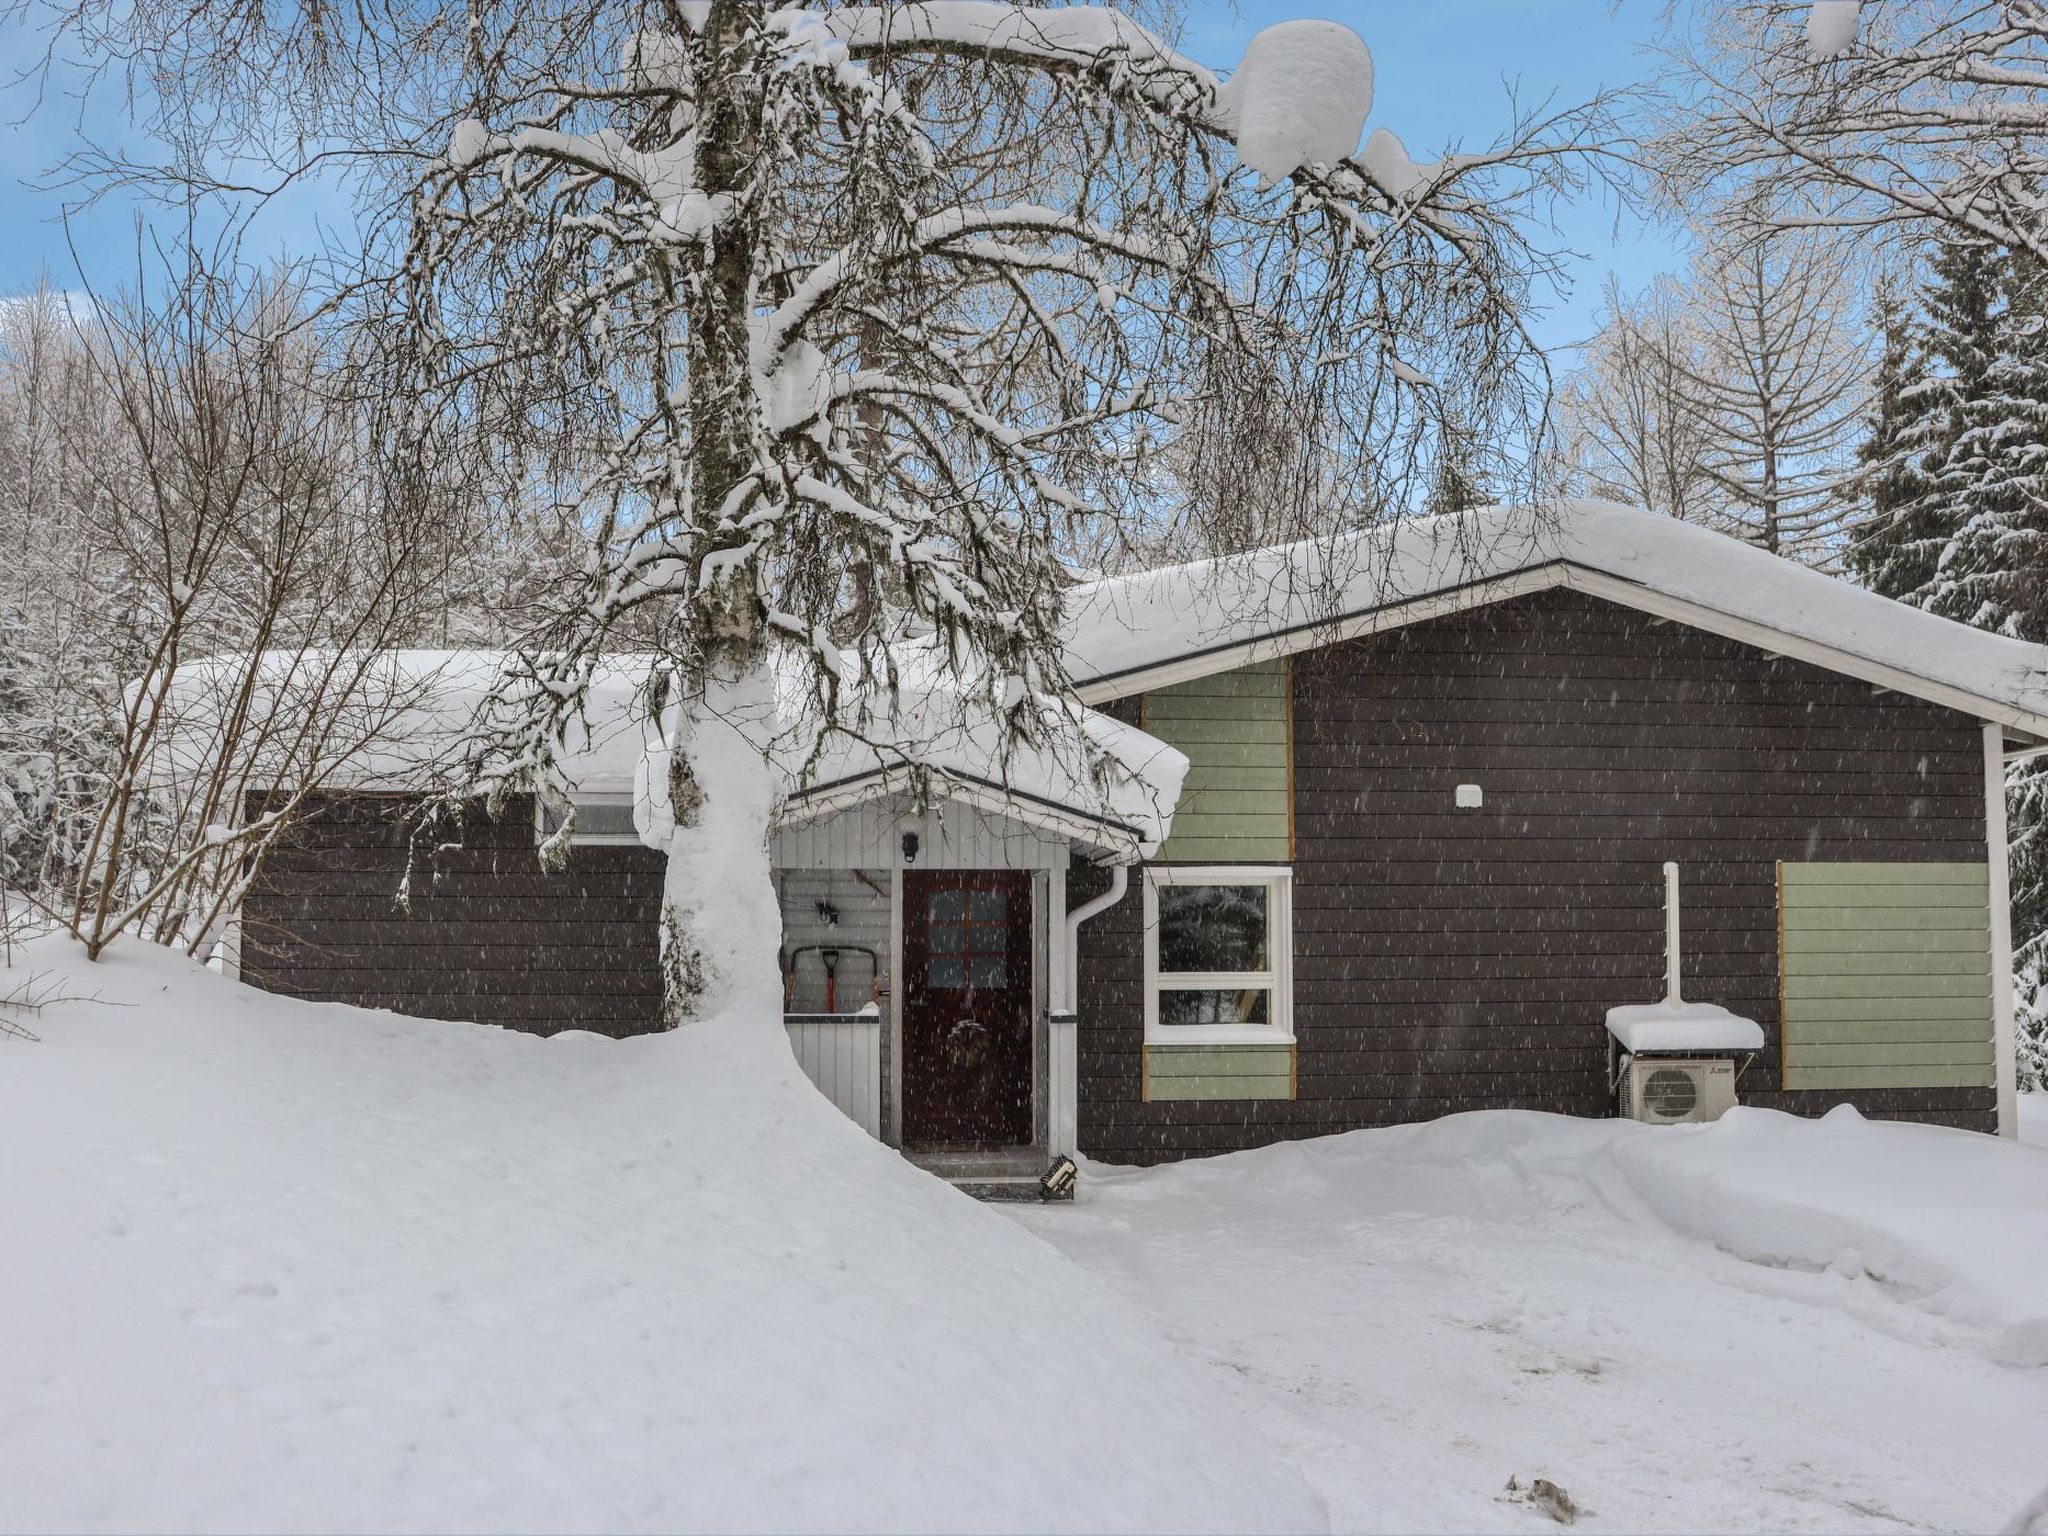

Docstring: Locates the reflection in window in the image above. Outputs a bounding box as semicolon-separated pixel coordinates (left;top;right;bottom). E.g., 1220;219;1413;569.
1158;989;1271;1027
1146;870;1291;1041
928;889;1008;990
1157;884;1268;972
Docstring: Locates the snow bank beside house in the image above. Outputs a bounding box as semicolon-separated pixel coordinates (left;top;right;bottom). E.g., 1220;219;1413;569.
2022;1090;2047;1149
1072;1107;2048;1371
0;939;1322;1534
1022;1109;2048;1534
1605;1105;2048;1366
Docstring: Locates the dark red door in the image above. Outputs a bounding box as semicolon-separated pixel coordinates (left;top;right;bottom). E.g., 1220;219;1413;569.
901;870;1033;1150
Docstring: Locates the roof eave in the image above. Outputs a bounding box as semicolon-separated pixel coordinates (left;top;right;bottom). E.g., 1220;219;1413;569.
1073;560;2048;740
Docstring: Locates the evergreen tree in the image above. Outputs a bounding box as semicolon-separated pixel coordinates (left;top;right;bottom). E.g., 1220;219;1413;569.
1929;249;2048;1095
1852;238;2002;608
1844;278;1936;596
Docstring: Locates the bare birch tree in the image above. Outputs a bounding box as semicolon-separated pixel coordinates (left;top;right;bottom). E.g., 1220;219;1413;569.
11;0;1618;1023
1653;0;2048;259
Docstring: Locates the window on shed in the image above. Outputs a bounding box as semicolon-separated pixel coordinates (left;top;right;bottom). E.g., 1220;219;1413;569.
536;792;640;846
1143;867;1293;1043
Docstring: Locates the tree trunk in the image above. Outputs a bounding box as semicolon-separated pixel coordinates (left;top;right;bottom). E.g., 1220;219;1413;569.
654;0;778;1029
656;655;784;1027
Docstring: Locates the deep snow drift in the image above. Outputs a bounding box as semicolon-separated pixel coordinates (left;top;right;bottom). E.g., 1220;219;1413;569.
1015;1110;2048;1534
0;939;1321;1534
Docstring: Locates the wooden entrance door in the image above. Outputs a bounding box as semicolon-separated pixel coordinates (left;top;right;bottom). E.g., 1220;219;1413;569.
901;870;1034;1150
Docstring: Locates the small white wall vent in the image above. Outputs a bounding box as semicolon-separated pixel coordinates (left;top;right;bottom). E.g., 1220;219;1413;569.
1455;784;1484;809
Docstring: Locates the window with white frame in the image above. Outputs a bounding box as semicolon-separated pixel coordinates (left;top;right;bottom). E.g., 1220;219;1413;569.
1143;867;1293;1043
535;791;641;846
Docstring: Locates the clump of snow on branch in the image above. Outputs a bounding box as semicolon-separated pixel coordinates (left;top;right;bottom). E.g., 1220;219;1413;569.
1805;0;1859;59
1215;20;1374;184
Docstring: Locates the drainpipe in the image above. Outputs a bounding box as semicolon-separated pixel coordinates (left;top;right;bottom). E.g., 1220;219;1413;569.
1663;860;1683;1007
1059;864;1129;1013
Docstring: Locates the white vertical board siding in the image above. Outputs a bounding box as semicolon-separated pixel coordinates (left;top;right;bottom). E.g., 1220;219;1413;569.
1048;1011;1078;1157
775;870;891;1013
783;1014;883;1139
772;794;1069;870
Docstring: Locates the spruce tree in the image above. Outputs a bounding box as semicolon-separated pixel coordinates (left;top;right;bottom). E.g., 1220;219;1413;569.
1852;239;2002;607
1931;248;2048;1094
1844;278;1935;596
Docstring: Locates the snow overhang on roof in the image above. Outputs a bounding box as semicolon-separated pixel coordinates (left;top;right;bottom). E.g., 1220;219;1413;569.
160;646;1187;861
1063;500;2048;744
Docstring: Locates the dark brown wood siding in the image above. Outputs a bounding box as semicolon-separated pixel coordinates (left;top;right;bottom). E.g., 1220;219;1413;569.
242;792;666;1036
1075;589;1996;1163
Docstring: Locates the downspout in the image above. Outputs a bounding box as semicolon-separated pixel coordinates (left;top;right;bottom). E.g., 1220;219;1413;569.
1990;725;2022;1138
1663;860;1683;1006
1058;864;1130;1014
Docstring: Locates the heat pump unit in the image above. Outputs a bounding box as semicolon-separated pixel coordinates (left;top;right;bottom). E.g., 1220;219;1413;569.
1620;1056;1738;1125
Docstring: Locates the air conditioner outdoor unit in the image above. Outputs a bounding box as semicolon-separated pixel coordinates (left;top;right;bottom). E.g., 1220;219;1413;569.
1620;1056;1738;1125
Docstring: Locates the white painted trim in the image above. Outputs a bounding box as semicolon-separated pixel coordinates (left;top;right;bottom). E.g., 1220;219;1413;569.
887;866;904;1149
1987;723;2019;1139
534;789;642;847
1075;567;1562;705
1141;865;1295;1045
779;770;1146;860
1075;560;2048;741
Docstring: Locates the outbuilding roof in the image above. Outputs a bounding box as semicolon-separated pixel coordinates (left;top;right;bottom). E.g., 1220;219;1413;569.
1064;500;2048;744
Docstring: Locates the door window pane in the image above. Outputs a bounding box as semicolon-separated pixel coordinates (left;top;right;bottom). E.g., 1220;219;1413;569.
926;886;1010;990
1157;884;1269;973
1158;989;1271;1028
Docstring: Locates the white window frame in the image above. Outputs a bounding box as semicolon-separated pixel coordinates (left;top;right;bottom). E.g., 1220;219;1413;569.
534;790;642;847
1142;865;1294;1045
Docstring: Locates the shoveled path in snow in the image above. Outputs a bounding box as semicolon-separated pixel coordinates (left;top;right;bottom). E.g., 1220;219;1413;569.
1010;1114;2048;1534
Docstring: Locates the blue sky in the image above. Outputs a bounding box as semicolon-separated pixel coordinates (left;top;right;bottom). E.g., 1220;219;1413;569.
0;0;1684;360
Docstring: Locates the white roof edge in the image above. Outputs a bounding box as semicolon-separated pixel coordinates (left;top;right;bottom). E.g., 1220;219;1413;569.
1067;505;2048;740
779;766;1148;859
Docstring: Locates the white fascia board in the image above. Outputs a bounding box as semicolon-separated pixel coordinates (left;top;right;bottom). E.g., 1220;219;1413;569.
1561;569;2048;739
1074;561;2048;740
1073;566;1564;705
777;768;1146;861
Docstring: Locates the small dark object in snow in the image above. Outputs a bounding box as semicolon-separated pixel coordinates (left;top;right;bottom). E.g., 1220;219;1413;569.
1503;1475;1579;1525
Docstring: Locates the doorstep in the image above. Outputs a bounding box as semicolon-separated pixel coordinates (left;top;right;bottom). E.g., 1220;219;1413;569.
904;1147;1075;1202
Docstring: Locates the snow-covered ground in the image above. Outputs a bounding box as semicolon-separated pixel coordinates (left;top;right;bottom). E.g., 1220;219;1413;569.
2024;1090;2047;1149
1013;1110;2048;1535
7;939;2045;1534
0;939;1319;1534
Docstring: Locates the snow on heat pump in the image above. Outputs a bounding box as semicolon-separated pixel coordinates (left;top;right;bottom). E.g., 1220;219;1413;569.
1604;862;1765;1125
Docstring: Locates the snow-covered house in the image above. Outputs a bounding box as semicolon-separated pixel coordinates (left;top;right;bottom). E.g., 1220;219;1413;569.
232;503;2046;1183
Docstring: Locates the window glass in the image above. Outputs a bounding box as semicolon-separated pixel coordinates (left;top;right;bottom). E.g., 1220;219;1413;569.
1158;988;1271;1028
1157;884;1268;973
927;888;1008;990
538;795;638;843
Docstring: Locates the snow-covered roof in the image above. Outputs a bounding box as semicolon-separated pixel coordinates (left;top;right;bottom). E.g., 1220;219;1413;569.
1065;500;2048;740
160;646;1185;859
1605;1002;1768;1056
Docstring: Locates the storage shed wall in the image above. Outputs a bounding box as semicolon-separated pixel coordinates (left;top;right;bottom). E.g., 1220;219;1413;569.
1074;589;1997;1163
241;792;667;1036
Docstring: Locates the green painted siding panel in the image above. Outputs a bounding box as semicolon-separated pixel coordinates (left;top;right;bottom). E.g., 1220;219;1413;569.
1785;1064;1994;1091
1782;906;1990;933
1791;1016;1996;1044
1145;1043;1294;1101
1143;659;1291;863
1782;861;1988;886
1780;861;1994;1092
